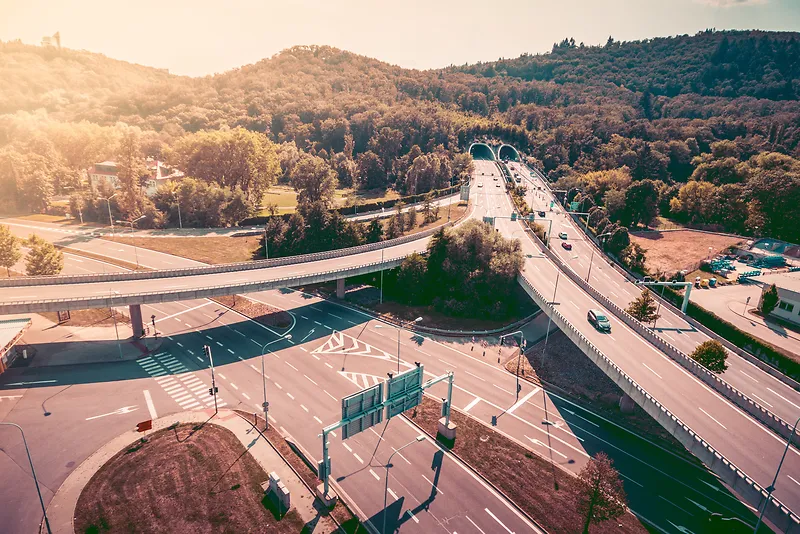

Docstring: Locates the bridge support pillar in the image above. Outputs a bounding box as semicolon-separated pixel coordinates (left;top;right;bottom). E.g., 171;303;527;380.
336;278;346;299
619;393;635;414
130;304;144;339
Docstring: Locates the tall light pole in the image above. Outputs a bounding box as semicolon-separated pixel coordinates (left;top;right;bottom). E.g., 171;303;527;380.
204;345;218;414
754;415;800;533
103;193;117;236
379;245;385;304
375;317;422;373
542;271;560;358
117;215;146;269
174;192;182;229
500;330;526;398
260;334;292;430
383;435;425;534
109;290;122;359
263;224;269;260
0;423;51;534
587;232;612;282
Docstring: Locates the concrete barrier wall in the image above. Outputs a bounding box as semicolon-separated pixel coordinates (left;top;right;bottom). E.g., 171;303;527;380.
0;257;405;315
0;223;452;288
516;274;800;533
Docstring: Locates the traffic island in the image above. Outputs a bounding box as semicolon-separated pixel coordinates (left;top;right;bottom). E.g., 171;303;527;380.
73;421;306;534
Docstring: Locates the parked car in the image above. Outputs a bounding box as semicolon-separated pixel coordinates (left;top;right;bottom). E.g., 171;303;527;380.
587;309;612;332
561;242;573;250
538;211;546;217
559;232;568;239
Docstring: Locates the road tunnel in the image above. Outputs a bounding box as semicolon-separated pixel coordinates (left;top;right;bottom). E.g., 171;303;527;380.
498;144;520;161
469;143;496;161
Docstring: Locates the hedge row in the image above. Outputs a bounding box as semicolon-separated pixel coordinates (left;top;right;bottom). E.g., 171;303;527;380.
662;286;800;381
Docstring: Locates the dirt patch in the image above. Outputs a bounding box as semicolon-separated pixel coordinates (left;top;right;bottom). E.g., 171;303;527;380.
630;230;743;275
74;422;305;534
40;308;130;327
234;410;364;533
61;246;151;271
379;203;467;237
211;295;292;329
406;398;648;534
516;330;684;446
109;235;262;265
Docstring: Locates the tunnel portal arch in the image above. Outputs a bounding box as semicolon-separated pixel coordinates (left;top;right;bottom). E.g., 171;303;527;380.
498;144;520;161
469;142;496;161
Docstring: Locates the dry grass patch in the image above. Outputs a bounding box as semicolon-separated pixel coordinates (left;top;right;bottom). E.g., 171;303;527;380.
110;235;262;265
630;230;743;275
406;398;648;534
75;422;305;534
212;295;292;329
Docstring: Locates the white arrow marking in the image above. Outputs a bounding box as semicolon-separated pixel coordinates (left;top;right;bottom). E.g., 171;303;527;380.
86;406;138;421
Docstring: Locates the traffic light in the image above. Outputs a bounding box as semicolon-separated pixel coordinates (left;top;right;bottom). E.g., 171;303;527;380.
441;398;450;419
203;345;212;359
511;212;517;221
208;386;218;396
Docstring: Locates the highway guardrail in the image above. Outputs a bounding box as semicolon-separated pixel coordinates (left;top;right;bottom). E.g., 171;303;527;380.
517;274;800;532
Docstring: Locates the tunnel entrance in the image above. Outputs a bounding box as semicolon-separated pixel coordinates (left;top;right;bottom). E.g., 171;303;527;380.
498;144;520;161
469;143;496;161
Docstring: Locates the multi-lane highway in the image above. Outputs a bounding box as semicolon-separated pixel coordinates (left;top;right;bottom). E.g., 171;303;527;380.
1;161;770;533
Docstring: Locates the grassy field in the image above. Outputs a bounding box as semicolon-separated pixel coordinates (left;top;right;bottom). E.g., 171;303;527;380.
630;229;744;275
257;186;402;216
74;422;304;534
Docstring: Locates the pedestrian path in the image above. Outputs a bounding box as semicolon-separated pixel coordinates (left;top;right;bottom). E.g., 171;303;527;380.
44;408;337;534
137;351;227;411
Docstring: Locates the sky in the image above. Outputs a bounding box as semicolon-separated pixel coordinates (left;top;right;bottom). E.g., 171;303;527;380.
1;0;799;76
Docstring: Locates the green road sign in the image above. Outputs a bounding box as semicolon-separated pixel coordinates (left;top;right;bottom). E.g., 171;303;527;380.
482;216;495;226
386;366;424;419
341;382;384;439
569;201;580;211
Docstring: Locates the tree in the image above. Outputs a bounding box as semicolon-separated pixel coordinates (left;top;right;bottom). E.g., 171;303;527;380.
620;243;648;274
760;284;779;315
24;235;63;276
576;452;627;534
407;206;418;230
365;219;383;243
626;289;660;323
605;226;630;256
690;340;728;373
355;151;386;190
0;224;21;276
394;253;428;304
290;154;338;210
624;179;659;227
421;192;435;223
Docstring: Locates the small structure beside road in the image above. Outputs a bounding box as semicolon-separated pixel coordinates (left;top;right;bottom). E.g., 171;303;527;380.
759;273;800;327
0;317;31;374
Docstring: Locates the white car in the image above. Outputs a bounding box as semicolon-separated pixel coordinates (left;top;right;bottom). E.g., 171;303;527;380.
478;182;483;187
495;182;501;187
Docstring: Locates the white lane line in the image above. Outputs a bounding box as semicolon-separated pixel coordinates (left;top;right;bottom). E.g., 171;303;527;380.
342;443;352;453
508;387;541;414
466;516;487;534
274;383;282;390
287;393;295;400
300;347;309;353
143;390;158;419
229;383;239;390
370;469;380;481
525;435;568;459
215;341;223;347
642;363;663;380
387;488;398;500
751;393;774;408
176;342;184;348
739;369;759;383
218;373;227;380
242;392;251;400
205;335;213;340
698;407;728;430
329;313;343;320
421;474;443;494
569;300;579;309
463;397;481;413
324;363;333;369
300;315;309;320
353;453;364;464
788;475;800;487
767;388;800;411
234;330;246;337
485;508;513;534
250;339;261;347
300;404;309;412
437;358;456;368
286;362;299;371
493;383;514;395
304;374;318;386
250;364;259;372
661;332;676;342
184;323;192;328
405;511;419;524
324;390;337;401
314;416;323;424
464;370;486;382
227;349;235;354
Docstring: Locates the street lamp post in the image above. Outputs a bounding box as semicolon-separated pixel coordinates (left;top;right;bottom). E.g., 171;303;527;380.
383;435;425;534
754;415;800;533
586;232;612;282
375;317;422;373
0;423;52;534
264;224;269;259
117;215;147;269
500;330;526;399
260;334;292;430
174;193;182;229
109;290;123;359
103;193;117;235
542;271;560;358
204;345;218;414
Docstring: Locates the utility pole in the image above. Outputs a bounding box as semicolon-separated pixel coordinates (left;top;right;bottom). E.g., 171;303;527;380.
0;423;51;534
204;345;218;414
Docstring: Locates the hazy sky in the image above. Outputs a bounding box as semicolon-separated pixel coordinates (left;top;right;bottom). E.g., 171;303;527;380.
1;0;798;76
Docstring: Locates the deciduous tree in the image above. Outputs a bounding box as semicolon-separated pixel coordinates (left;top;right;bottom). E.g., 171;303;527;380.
626;289;660;323
690;340;728;373
24;235;63;276
760;284;779;315
576;452;627;534
0;224;21;276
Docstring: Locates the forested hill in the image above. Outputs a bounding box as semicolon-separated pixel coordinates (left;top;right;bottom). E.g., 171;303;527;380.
455;30;800;101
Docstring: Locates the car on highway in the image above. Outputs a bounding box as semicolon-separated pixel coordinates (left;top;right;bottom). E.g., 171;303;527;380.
587;309;612;332
558;231;568;239
561;242;572;250
478;182;483;187
493;176;498;180
538;211;546;217
495;182;501;187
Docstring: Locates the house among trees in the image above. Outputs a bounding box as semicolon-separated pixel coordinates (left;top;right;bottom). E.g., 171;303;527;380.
88;159;184;197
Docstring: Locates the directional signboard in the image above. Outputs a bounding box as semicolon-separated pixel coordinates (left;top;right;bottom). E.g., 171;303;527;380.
569;201;580;212
460;184;470;201
385;365;424;419
341;382;383;440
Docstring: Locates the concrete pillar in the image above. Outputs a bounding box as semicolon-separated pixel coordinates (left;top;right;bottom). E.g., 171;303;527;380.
619;393;635;414
336;278;345;299
130;304;144;339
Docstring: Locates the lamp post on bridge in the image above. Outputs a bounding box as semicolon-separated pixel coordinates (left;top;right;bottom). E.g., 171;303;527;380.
754;415;800;533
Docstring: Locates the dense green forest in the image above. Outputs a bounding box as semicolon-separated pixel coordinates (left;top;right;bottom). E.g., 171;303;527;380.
1;29;799;242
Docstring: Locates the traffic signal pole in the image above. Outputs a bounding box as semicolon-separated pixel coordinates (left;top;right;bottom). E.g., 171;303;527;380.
204;345;218;415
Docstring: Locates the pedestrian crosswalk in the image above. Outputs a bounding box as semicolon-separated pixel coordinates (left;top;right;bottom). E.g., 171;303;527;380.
138;352;227;411
338;371;386;389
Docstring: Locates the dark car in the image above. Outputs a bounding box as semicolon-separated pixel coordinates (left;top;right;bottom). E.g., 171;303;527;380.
561;242;572;250
538;211;546;217
587;309;611;332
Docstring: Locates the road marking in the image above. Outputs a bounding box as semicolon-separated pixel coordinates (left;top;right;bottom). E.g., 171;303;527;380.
234;329;246;337
508;387;541;414
229;383;238;390
569;300;579;309
751;393;774;408
163;384;183;393
300;315;309;320
698;407;727;430
325;363;333;369
739;370;759;383
525;435;567;459
642;363;663;380
493;384;514;395
143;390;157;419
0;395;22;400
304;374;318;385
300;347;309;353
324;390;337;401
173;393;194;403
464;370;486;382
215;341;223;347
353;453;364;464
274;382;282;390
329;313;343;320
241;392;250;400
218;373;227;380
561;408;600;427
463;397;481;413
466;515;488;534
437;358;456;368
205;335;213;340
485;508;513;534
370;469;380;481
250;364;259;372
342;443;352;453
3;380;57;386
314;321;322;326
250;339;262;347
287;393;294;400
286;362;299;371
387;487;398;500
789;475;800;487
176;342;184;348
86;406;138;421
314;416;323;424
421;474;443;494
184;323;192;328
196;356;203;363
767;388;800;411
300;404;308;412
227;349;234;354
405;510;419;524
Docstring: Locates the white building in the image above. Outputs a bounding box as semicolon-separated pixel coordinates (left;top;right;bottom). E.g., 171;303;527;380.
758;274;800;326
88;159;184;197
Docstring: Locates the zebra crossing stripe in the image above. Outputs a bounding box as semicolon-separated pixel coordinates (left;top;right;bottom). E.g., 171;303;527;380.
180;400;201;409
173;393;194;403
